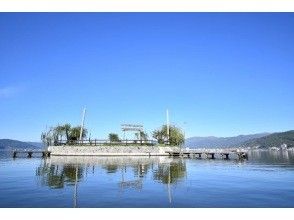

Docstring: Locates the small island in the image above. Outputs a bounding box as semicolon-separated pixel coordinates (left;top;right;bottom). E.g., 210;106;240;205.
35;121;248;160
42;123;184;156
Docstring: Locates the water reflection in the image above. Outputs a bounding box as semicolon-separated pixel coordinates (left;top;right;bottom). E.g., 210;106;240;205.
36;156;186;186
153;160;186;184
36;163;84;188
35;156;187;207
248;149;294;164
34;150;294;207
36;150;294;190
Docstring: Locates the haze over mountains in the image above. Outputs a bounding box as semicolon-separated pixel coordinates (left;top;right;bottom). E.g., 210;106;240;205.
240;130;294;149
185;133;270;148
186;130;294;148
0;139;43;150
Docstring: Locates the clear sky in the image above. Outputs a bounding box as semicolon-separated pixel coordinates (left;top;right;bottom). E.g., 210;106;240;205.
0;13;294;141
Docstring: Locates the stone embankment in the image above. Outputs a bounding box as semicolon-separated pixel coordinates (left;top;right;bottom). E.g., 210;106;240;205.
47;155;176;166
48;145;180;156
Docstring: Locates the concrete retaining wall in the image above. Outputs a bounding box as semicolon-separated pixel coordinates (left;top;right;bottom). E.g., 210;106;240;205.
47;155;178;166
48;145;180;156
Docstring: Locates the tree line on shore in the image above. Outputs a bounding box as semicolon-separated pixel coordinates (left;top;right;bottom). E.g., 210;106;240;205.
42;123;185;146
41;124;87;146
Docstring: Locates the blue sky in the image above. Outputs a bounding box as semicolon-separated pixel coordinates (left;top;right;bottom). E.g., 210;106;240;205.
0;13;294;141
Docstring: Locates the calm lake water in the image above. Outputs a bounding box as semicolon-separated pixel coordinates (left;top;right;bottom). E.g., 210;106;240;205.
0;150;294;208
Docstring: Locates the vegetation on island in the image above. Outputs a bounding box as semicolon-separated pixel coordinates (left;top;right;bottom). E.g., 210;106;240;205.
41;123;185;147
107;131;150;145
41;124;87;146
152;125;185;146
135;131;149;142
108;133;120;142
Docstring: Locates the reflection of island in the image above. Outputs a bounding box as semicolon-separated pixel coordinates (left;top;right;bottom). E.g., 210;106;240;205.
35;156;187;206
119;167;143;191
36;161;83;207
153;159;186;184
153;159;186;204
36;162;84;189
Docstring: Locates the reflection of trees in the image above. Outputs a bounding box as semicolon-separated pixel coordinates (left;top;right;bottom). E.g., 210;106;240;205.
101;163;150;178
36;164;64;188
133;164;150;178
63;165;83;185
102;165;119;174
153;160;186;184
36;162;83;188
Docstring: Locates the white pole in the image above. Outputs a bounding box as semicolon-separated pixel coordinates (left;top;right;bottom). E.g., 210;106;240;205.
73;165;78;208
167;162;172;203
166;109;169;144
79;107;86;141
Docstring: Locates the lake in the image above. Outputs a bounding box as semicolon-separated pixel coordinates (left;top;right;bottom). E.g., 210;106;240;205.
0;150;294;208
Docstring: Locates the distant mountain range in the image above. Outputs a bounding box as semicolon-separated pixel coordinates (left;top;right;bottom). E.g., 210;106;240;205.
185;133;270;148
26;142;44;148
0;139;43;150
240;130;294;149
185;130;294;149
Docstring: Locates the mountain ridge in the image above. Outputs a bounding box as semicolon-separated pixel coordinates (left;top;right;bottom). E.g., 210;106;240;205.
240;130;294;149
0;139;42;150
185;133;271;148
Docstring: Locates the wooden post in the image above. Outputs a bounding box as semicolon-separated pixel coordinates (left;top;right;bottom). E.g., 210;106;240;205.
221;153;229;160
238;152;248;160
244;152;248;159
74;165;78;208
207;153;215;159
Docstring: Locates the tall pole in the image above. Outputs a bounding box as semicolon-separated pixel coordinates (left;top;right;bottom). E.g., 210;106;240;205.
166;109;169;144
73;165;78;208
167;162;172;204
79;107;86;141
183;122;186;144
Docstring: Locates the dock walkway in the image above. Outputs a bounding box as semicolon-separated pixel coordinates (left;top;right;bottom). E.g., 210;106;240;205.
166;150;248;160
12;150;51;158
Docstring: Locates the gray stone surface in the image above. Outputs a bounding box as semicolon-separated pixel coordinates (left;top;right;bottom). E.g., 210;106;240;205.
48;145;180;156
47;155;177;166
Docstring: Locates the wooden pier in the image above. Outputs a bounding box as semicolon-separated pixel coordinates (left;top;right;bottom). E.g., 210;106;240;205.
220;153;230;160
12;150;51;158
166;150;248;160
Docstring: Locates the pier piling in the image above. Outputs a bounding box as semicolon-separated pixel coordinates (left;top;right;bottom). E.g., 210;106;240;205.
221;153;230;160
12;150;51;158
167;150;247;160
